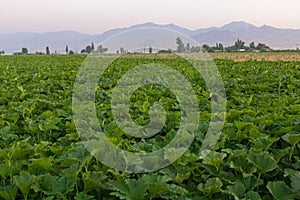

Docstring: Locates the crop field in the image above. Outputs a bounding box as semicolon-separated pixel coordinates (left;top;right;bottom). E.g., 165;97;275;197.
207;52;300;62
0;54;299;199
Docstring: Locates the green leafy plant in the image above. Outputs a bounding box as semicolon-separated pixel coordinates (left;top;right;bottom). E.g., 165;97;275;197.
0;55;299;199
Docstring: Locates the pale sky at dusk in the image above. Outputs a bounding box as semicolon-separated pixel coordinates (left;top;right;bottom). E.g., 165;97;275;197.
0;0;299;34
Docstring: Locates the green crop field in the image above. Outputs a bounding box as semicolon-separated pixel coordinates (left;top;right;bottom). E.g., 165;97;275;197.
0;54;299;199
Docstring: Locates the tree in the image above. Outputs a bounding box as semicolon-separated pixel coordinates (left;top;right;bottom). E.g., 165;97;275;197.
97;45;108;53
69;50;74;55
66;45;69;54
214;43;224;51
186;43;190;53
85;45;92;53
149;46;152;54
176;37;185;53
0;50;5;55
120;47;125;54
202;44;210;52
91;42;95;51
46;46;50;55
249;42;255;50
219;43;224;51
190;46;201;53
22;47;28;54
234;39;245;50
256;43;270;52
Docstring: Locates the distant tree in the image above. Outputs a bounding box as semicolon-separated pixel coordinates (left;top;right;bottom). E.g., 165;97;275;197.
149;46;153;54
234;39;245;50
97;45;108;53
215;43;224;51
66;45;69;54
69;50;74;55
249;42;255;50
167;48;173;53
97;45;102;53
81;49;86;54
91;42;95;51
186;43;190;53
256;43;270;52
158;50;168;53
46;46;50;55
0;50;5;55
202;44;210;52
176;37;185;53
219;43;224;51
190;46;201;53
85;45;92;53
120;47;125;54
22;47;28;54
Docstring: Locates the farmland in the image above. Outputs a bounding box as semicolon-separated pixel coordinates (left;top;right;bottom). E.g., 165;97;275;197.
208;52;300;61
0;53;299;199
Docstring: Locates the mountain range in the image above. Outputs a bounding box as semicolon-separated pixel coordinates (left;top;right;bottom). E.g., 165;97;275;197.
1;21;300;53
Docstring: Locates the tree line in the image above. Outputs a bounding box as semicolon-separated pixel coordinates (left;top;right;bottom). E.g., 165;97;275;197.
175;37;273;53
1;38;299;55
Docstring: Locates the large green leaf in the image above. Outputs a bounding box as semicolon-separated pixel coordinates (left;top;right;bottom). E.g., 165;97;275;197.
202;151;227;171
282;134;300;146
31;156;54;171
0;186;18;200
197;177;223;196
13;172;36;196
243;191;261;200
141;174;170;198
83;171;107;193
226;182;246;199
247;151;277;174
282;134;300;159
267;181;297;200
0;164;11;178
228;154;257;175
109;179;148;200
51;176;77;195
284;169;300;192
32;174;58;195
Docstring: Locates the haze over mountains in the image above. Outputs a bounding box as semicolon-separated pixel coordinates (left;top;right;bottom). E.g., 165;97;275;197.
1;21;300;53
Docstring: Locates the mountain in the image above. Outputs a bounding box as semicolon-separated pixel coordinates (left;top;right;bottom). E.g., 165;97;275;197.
219;21;255;31
1;21;300;53
193;23;300;49
0;31;93;54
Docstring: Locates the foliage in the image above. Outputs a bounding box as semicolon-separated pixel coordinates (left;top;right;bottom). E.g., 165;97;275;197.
176;37;185;53
0;55;299;199
46;47;50;55
21;48;28;54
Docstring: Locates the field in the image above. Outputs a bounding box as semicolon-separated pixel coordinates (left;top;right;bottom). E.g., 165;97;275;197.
208;52;300;61
0;53;299;199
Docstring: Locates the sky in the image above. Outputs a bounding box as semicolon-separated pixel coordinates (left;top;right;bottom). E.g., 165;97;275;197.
0;0;300;34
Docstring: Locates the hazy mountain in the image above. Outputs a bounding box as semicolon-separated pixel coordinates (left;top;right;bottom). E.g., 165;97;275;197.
193;23;300;49
219;21;255;31
1;21;300;53
0;31;93;54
